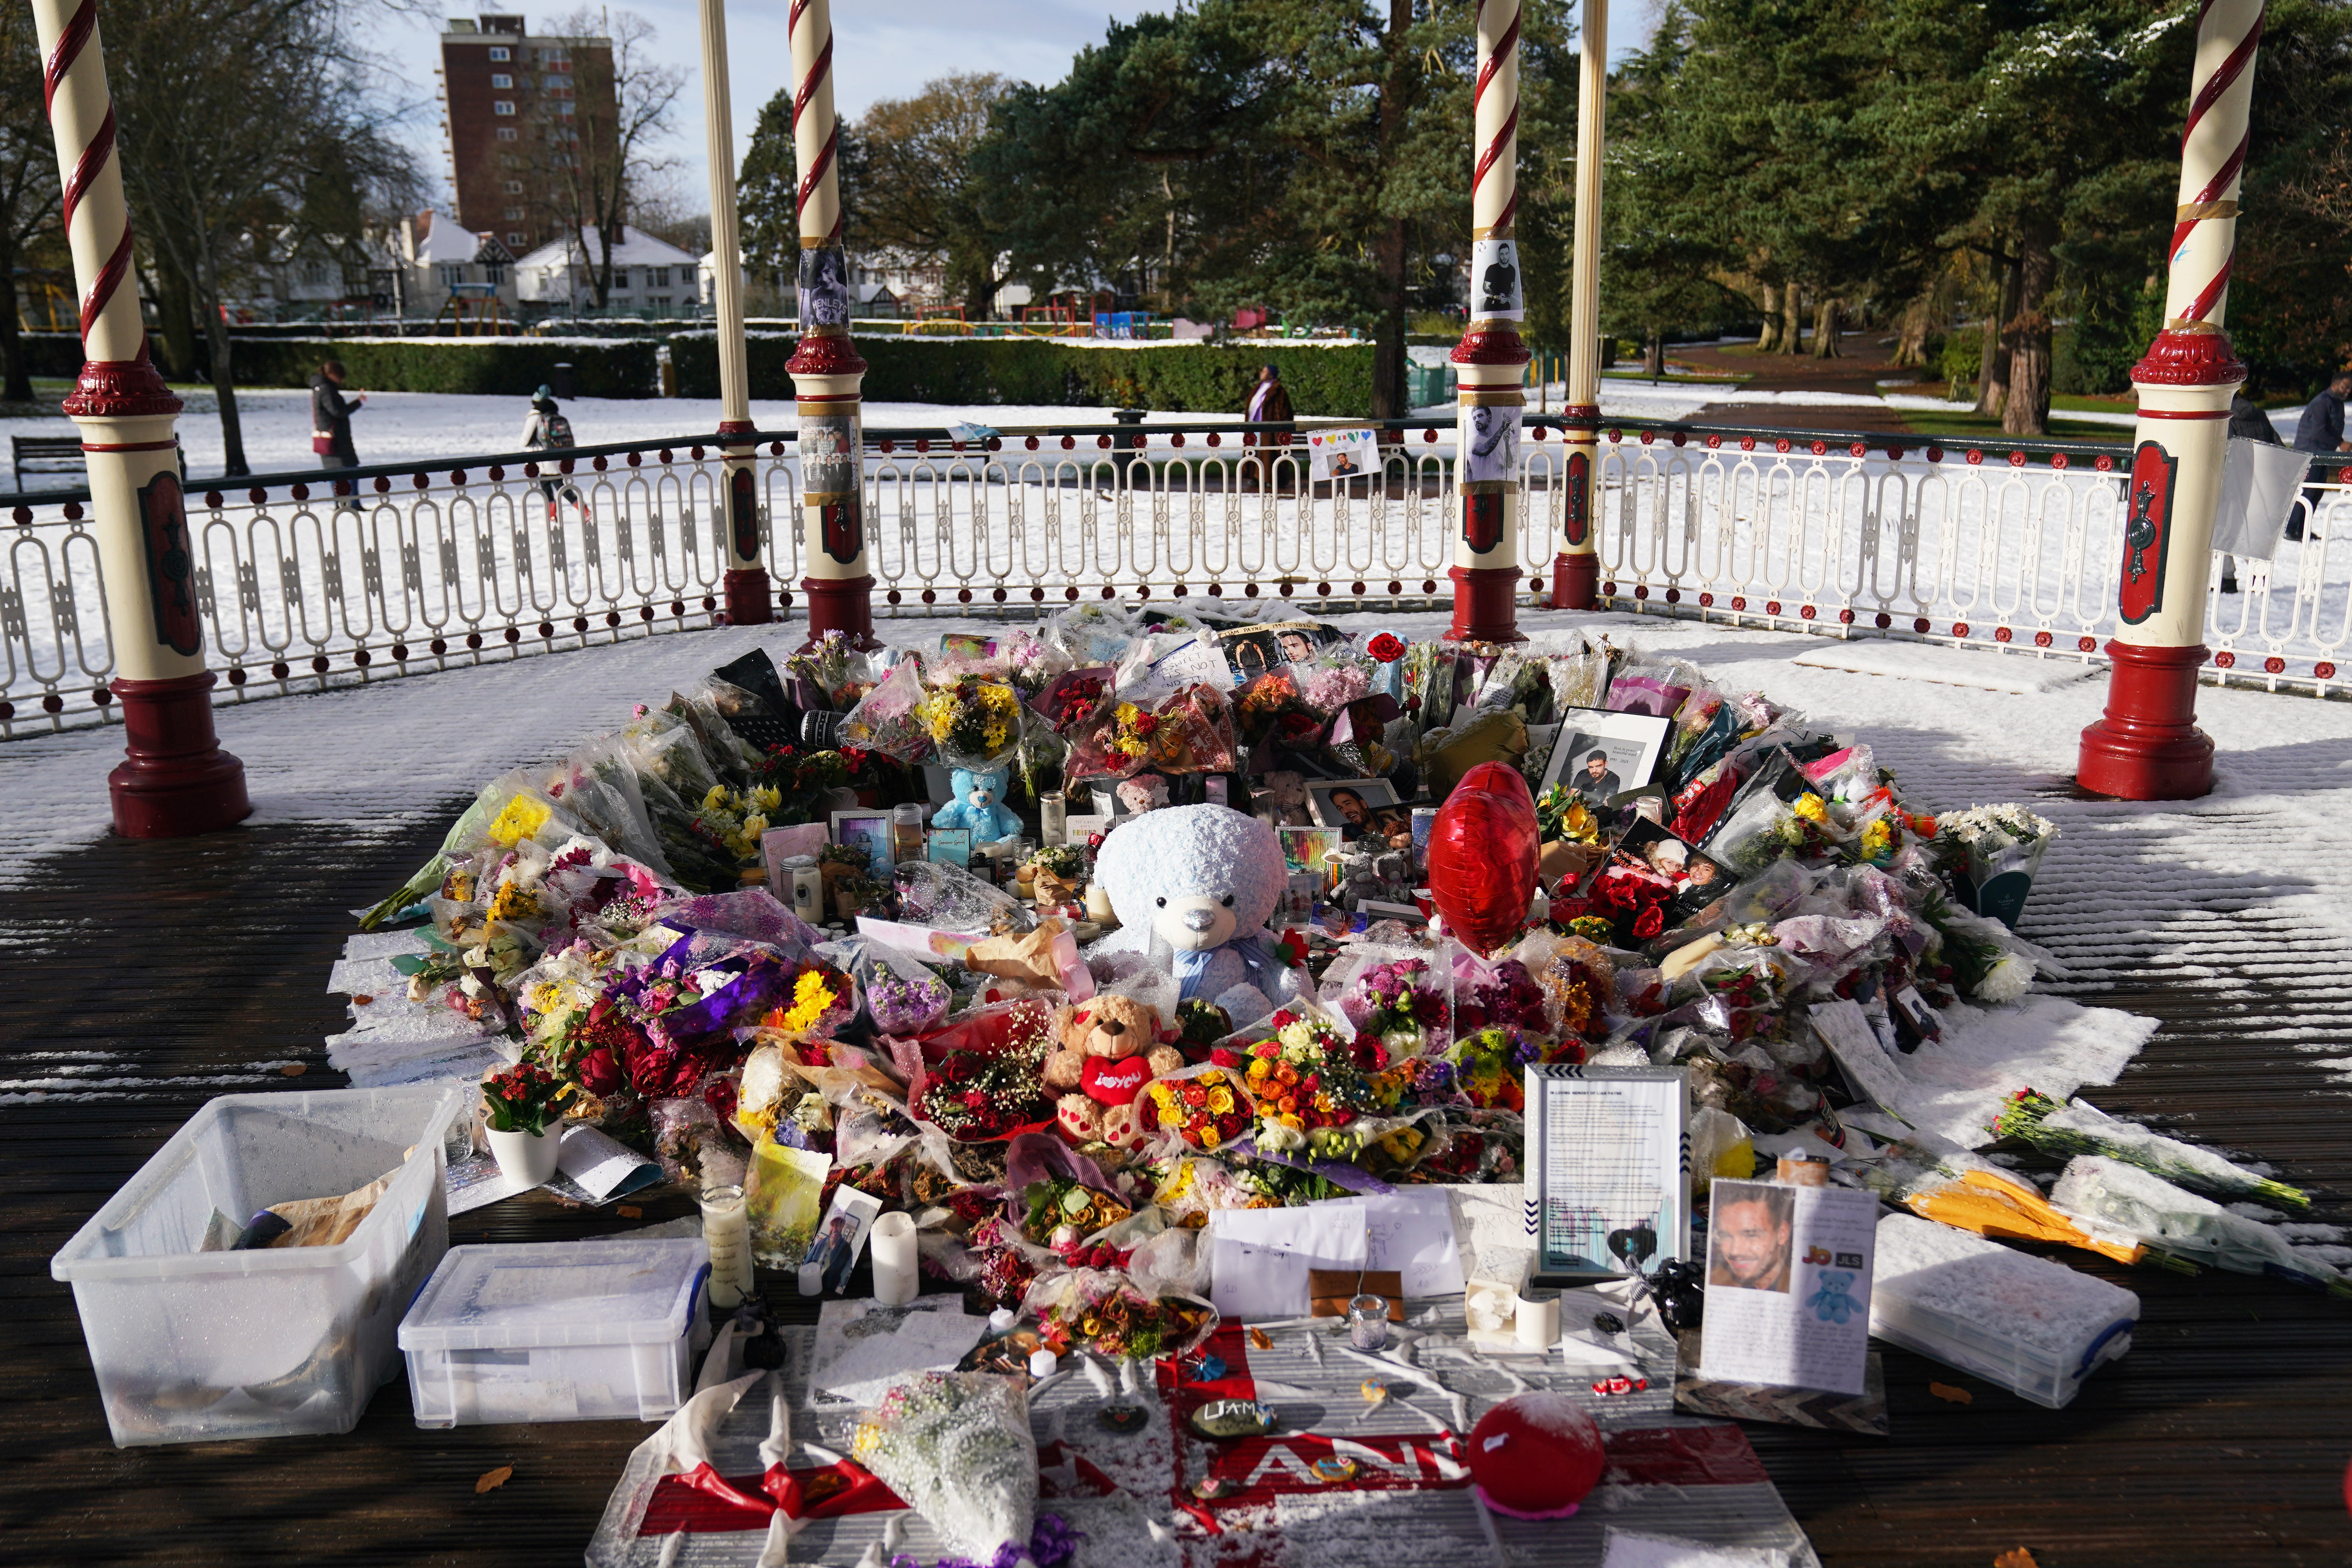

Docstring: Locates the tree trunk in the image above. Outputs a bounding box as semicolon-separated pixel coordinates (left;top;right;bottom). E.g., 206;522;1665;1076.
1755;282;1780;352
1778;284;1804;355
2001;227;2057;437
1811;295;1842;358
1644;328;1665;379
1977;248;2020;417
152;256;202;382
1892;296;1929;368
198;252;248;477
0;229;29;404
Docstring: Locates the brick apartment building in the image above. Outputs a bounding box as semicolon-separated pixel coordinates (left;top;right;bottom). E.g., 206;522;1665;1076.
437;14;617;257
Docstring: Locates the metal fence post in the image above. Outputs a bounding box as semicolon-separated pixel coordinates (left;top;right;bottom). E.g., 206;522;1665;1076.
31;0;249;836
2076;0;2266;799
784;0;875;648
1448;0;1532;644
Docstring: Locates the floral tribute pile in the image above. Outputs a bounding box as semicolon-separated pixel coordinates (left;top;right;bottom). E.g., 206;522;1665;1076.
355;605;2088;1342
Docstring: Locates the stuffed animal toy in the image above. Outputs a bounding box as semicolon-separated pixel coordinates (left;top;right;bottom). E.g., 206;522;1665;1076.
1116;773;1169;816
1253;770;1313;827
1043;992;1182;1146
1092;804;1312;1025
931;765;1023;844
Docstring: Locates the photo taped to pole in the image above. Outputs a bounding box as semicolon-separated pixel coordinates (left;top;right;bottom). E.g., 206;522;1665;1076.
798;245;851;331
1525;1063;1690;1284
1471;238;1524;321
2118;439;2179;625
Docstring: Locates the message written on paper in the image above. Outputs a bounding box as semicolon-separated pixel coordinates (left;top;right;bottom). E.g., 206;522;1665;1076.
1698;1178;1877;1396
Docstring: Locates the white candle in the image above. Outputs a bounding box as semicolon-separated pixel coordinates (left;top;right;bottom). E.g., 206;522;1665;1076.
1082;882;1116;923
870;1211;919;1305
1514;1292;1560;1350
700;1184;754;1310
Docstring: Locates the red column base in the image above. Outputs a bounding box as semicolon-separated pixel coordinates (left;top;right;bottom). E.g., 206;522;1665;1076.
1550;552;1599;612
723;568;775;626
1446;564;1526;644
2076;640;2214;800
801;573;878;650
108;673;252;838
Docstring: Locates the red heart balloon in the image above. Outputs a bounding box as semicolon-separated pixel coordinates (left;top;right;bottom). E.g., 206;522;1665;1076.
1426;761;1539;953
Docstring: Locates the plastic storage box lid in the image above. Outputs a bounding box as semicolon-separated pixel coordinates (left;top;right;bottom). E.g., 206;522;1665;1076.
399;1239;708;1352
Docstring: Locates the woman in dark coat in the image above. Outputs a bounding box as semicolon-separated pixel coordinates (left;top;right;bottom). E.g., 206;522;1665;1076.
310;360;366;512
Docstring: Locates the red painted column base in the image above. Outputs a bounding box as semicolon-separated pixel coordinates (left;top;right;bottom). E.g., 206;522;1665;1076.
1551;551;1599;612
802;573;878;650
723;568;775;626
1446;564;1526;645
108;673;252;838
2076;640;2214;800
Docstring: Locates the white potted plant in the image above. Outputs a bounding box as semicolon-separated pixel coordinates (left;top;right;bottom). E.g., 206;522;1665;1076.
481;1062;567;1185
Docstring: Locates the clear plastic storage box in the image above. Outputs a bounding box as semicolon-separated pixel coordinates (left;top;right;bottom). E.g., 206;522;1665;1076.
399;1238;711;1426
50;1084;466;1446
1868;1212;2140;1409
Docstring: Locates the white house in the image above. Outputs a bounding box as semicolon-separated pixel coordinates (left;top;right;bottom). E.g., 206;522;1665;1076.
369;209;519;319
516;225;701;317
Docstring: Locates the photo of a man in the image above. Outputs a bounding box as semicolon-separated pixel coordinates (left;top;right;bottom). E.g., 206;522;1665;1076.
1277;629;1317;666
1310;781;1410;846
1708;1183;1794;1294
802;1212;861;1295
1673;855;1728;923
1570;746;1621;805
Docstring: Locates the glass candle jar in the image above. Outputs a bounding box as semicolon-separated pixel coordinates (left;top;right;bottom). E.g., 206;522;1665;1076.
1347;1293;1390;1351
699;1183;754;1310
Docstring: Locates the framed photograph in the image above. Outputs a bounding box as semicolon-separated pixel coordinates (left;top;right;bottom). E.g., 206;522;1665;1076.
1305;778;1413;850
1541;707;1674;807
1610;818;1733;924
829;810;893;875
1278;824;1339;876
1216;619;1345;681
1523;1063;1690;1285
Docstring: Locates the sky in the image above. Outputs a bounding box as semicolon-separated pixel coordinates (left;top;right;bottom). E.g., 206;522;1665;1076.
361;2;1660;219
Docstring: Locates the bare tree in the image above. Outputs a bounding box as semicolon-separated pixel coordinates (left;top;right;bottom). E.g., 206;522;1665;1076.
0;5;60;404
842;73;1019;321
108;0;415;475
535;9;683;311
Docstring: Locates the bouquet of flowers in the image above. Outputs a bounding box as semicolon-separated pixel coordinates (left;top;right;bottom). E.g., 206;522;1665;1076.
916;1046;1055;1141
481;1060;567;1135
1030;665;1116;733
1069;698;1161;777
1934;803;2058;928
689;783;778;866
1145;1058;1253;1150
1244;1009;1409;1156
1025;1269;1217;1361
1296;647;1374;717
1534;784;1603;845
1422;1024;1570;1111
1994;1089;2310;1209
1020;1175;1134;1247
759;960;859;1040
863;963;950;1036
1143;683;1239;774
1174;998;1234;1052
837;655;932;762
1334;958;1451;1056
850;1373;1042;1565
913;677;1026;769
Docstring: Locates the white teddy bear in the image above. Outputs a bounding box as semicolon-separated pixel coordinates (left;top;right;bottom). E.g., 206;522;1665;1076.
1091;804;1313;1027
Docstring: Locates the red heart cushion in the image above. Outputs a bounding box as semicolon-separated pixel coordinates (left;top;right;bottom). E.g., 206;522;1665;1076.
1082;1054;1152;1105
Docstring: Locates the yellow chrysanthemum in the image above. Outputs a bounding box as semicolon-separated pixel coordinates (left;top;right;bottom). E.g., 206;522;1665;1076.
780;969;835;1035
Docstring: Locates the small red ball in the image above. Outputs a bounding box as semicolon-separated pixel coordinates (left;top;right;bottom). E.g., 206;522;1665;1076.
1465;1393;1605;1519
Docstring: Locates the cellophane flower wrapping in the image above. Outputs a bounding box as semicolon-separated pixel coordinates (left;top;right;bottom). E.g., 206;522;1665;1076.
849;942;953;1035
850;1371;1040;1563
840;654;934;762
915;677;1028;770
1147;683;1238;774
1021;1267;1219;1361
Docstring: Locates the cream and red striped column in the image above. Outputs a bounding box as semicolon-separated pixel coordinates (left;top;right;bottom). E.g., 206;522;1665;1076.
784;0;874;648
1552;0;1606;611
33;0;248;836
2076;0;2265;800
1447;0;1532;644
698;0;771;626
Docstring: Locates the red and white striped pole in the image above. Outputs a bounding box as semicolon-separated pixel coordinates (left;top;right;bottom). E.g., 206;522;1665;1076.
1447;0;1531;645
31;0;248;836
2076;0;2265;799
699;0;771;627
785;0;874;648
1552;0;1605;611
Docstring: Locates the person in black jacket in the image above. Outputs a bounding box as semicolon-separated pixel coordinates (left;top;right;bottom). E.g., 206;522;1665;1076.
2288;370;2351;543
310;360;366;513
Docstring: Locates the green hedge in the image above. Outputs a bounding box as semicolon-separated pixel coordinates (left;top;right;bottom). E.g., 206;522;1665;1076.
218;336;659;397
667;333;1377;417
15;332;87;379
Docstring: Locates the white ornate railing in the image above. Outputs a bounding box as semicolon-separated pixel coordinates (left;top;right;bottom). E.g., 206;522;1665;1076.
6;417;2347;738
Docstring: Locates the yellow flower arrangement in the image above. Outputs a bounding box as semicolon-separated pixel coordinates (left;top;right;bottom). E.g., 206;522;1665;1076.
779;969;838;1036
1791;792;1829;824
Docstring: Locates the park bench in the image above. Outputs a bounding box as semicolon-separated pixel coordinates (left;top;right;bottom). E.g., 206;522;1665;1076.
11;435;82;492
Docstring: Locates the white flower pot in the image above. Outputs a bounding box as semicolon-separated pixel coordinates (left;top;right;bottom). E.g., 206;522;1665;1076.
485;1121;563;1185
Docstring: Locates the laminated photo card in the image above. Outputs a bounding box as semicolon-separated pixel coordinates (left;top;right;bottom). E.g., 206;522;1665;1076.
1698;1177;1877;1396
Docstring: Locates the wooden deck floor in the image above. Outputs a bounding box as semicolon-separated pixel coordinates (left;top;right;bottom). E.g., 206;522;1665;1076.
3;808;2348;1567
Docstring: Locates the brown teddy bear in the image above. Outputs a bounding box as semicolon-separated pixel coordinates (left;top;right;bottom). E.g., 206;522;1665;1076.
1043;992;1183;1148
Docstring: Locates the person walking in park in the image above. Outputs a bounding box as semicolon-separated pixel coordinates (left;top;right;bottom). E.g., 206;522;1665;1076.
310;359;365;513
2288;369;2351;543
521;385;578;523
1246;363;1294;434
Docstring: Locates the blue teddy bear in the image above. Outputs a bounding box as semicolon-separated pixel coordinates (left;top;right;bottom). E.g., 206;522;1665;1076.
931;765;1024;844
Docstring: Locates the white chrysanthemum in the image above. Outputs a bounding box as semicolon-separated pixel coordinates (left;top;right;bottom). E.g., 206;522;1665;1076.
1975;951;2033;1005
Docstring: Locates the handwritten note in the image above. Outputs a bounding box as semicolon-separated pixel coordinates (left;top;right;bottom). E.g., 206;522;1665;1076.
1209;1206;1369;1321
